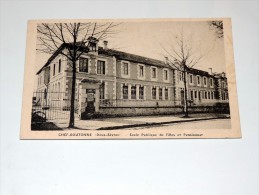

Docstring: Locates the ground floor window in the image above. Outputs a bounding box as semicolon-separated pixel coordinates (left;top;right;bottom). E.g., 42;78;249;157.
159;88;163;100
139;86;144;99
131;85;136;99
100;82;105;99
123;85;128;99
165;88;168;100
204;91;207;99
152;87;156;100
190;90;194;100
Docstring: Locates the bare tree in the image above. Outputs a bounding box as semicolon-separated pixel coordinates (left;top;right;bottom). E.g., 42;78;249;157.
37;22;119;128
209;21;224;38
161;30;207;117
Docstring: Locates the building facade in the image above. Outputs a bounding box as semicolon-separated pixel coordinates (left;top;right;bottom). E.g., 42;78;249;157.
35;39;229;118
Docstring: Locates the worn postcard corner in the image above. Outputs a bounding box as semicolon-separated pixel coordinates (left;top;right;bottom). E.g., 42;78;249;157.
20;18;241;139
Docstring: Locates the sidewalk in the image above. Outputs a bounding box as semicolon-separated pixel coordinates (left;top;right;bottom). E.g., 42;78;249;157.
53;113;230;130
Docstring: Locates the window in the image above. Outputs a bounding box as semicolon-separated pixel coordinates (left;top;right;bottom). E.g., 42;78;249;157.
131;86;136;99
152;87;156;99
97;60;105;75
79;57;88;73
139;65;144;77
210;78;213;87
100;83;105;99
190;91;194;100
197;76;201;85
165;88;169;100
194;91;197;98
159;88;163;100
208;91;211;99
164;69;168;81
53;64;56;76
151;67;157;79
179;72;184;81
123;85;128;99
189;74;193;84
204;77;207;85
58;82;61;99
205;91;207;99
139;86;144;100
222;81;225;88
123;62;129;75
58;59;62;73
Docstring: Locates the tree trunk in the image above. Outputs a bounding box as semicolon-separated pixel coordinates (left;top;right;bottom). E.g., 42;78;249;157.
183;68;189;117
68;60;76;128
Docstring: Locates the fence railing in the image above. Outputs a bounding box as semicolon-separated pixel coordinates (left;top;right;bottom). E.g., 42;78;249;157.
31;92;78;121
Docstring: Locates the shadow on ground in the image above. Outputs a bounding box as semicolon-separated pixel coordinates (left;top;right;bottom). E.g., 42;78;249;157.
31;122;63;131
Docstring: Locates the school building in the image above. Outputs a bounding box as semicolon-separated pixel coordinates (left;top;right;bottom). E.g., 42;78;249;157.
35;38;229;118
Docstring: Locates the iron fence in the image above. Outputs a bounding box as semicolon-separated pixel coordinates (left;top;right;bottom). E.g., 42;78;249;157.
31;92;78;122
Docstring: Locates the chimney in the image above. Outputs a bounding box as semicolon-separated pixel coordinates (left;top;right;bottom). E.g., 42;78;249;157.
103;40;108;49
165;56;169;64
208;68;212;75
222;72;226;78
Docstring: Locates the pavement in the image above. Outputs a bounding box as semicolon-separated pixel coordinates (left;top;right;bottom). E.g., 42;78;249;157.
50;113;230;130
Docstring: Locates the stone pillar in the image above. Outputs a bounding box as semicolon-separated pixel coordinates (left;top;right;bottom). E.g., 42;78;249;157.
95;88;100;112
156;86;159;100
162;87;165;100
136;84;140;100
78;84;82;118
128;84;131;100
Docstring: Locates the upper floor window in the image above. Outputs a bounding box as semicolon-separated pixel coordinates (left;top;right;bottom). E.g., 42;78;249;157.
163;69;169;81
197;75;201;85
189;74;193;84
203;77;207;86
139;86;144;100
222;81;225;88
123;62;129;75
53;64;56;76
58;59;62;73
152;67;157;79
97;60;105;75
79;57;89;73
210;78;213;87
139;65;144;78
152;87;156;99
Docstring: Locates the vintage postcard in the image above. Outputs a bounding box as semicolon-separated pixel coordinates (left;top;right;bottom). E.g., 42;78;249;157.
20;18;241;139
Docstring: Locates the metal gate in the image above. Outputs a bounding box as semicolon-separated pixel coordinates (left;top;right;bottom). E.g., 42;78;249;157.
31;91;78;122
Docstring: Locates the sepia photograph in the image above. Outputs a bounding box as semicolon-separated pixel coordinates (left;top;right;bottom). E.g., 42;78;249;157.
20;18;241;139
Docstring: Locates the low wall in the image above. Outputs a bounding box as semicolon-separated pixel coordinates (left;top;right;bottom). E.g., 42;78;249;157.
80;103;230;119
99;106;183;117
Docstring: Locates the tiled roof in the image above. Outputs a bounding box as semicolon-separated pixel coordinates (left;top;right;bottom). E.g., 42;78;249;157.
98;47;171;69
187;67;214;77
37;43;220;78
37;44;171;75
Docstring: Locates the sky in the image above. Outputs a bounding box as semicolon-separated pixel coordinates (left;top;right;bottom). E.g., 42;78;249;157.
35;20;226;75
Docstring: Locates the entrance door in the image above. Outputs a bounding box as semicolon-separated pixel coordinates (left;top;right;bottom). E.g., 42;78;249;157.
86;89;96;113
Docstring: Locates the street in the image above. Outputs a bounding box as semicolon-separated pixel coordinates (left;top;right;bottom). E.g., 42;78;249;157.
125;119;231;130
